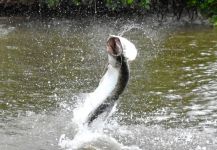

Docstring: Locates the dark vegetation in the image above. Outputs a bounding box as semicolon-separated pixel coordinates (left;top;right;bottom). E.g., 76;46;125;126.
0;0;216;24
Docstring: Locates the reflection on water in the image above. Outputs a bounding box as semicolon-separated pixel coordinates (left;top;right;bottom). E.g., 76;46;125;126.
0;17;217;149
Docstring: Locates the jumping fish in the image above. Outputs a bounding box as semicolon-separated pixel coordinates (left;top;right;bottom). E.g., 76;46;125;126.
73;35;137;126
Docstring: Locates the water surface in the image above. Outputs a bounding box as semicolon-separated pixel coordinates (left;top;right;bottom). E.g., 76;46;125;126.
0;17;217;150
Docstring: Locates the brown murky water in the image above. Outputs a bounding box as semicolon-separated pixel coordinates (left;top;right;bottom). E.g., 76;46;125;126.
0;17;217;149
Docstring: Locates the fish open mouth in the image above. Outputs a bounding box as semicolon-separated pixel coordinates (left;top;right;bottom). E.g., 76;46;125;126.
107;36;123;56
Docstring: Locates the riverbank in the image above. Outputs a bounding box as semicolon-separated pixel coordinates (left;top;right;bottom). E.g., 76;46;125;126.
0;14;211;29
0;0;216;25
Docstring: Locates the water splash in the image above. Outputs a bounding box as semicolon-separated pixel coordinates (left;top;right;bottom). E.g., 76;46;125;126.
58;128;142;150
58;129;123;150
118;24;142;37
0;25;15;38
58;94;142;150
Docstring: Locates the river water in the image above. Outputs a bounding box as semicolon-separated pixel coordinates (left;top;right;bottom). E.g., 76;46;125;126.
0;16;217;150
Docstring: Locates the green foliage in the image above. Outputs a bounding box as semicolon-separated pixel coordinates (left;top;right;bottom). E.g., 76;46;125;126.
140;0;150;9
3;0;217;25
105;0;150;10
45;0;60;7
187;0;217;15
187;0;217;25
211;15;217;26
72;0;81;6
39;0;150;10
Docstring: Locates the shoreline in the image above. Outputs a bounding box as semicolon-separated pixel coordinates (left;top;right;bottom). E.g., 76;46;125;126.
0;13;211;27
